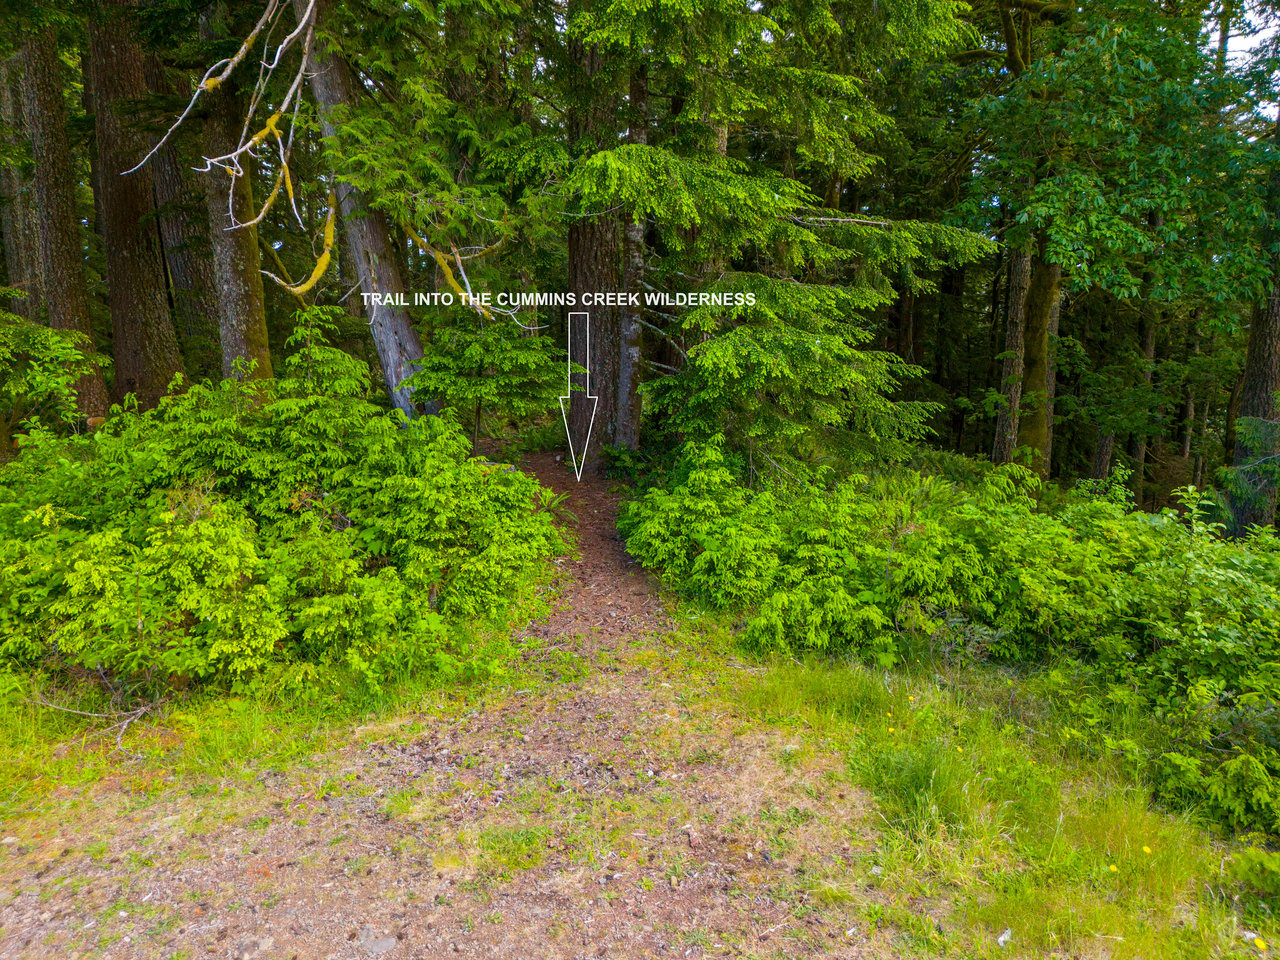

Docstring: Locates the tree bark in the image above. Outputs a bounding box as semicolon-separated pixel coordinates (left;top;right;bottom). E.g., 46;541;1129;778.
1225;369;1244;473
1233;286;1280;526
151;140;223;381
992;243;1032;464
615;64;647;451
983;236;1004;431
1091;429;1115;480
568;221;619;472
1017;253;1062;478
141;57;223;383
296;0;423;415
1043;283;1062;472
1231;110;1280;529
197;14;272;380
0;57;41;319
1130;299;1160;504
565;3;620;474
20;27;109;415
87;0;184;406
893;286;916;362
1192;395;1211;487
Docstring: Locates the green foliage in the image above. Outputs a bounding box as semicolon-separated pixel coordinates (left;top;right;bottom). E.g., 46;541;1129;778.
644;278;943;468
406;311;565;445
0;297;103;442
1231;846;1280;920
864;741;976;839
624;440;1280;834
0;309;563;692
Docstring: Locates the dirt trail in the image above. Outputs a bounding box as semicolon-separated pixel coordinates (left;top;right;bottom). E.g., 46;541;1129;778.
0;457;888;960
511;453;671;650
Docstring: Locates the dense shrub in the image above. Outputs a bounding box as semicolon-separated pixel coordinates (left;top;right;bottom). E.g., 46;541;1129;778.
621;437;1280;833
0;311;563;691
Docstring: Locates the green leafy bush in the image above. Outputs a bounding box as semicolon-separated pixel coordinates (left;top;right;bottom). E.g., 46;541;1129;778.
622;439;1280;833
0;296;105;449
0;310;563;691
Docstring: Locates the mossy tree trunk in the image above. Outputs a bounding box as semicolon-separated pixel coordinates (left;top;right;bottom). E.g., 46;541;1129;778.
0;57;40;320
296;0;423;415
199;6;272;380
616;64;648;452
992;243;1032;465
142;56;224;384
565;0;620;473
1017;252;1063;478
87;0;184;406
20;26;110;415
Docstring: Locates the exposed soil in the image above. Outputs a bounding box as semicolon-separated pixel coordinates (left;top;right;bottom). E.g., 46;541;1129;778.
0;455;894;960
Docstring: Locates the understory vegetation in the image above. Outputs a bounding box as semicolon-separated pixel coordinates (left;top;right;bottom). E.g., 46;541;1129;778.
0;309;563;694
739;654;1275;959
622;440;1280;838
4;0;1280;951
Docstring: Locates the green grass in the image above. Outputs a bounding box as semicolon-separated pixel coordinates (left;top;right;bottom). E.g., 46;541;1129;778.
2;597;1276;959
735;656;1274;958
477;825;551;876
0;570;564;823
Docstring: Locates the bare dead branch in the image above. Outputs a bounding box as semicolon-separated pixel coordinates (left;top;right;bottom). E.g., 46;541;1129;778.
123;0;284;174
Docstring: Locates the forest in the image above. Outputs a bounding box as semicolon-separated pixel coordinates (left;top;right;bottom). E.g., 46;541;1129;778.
3;0;1280;955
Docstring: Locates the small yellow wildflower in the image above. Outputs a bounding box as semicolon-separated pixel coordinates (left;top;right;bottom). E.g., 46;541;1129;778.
888;727;895;734
908;696;915;702
956;746;963;753
1108;864;1118;873
1254;937;1267;951
1142;846;1152;855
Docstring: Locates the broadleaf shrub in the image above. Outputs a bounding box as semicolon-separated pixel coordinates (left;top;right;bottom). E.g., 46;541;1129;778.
621;438;1280;833
0;309;563;691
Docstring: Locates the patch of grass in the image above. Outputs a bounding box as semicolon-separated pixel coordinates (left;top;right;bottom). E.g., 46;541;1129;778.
382;789;419;819
863;742;976;839
735;656;1280;958
477;824;550;877
0;555;570;827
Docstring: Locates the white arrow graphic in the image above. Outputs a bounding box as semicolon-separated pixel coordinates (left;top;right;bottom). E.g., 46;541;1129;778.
559;310;597;482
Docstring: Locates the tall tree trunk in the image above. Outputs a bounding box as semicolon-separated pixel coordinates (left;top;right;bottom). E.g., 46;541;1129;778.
1233;288;1280;527
0;57;41;319
152;140;223;380
1231;111;1280;529
616;64;647;451
198;10;272;380
20;27;109;415
1091;429;1115;480
1017;253;1062;478
1180;393;1196;459
1217;0;1233;74
938;265;967;445
1180;330;1202;461
893;286;915;361
1225;369;1244;472
992;243;1032;464
1043;284;1062;473
296;0;423;414
142;57;223;383
1130;300;1159;504
87;0;184;406
565;4;620;474
1193;394;1211;487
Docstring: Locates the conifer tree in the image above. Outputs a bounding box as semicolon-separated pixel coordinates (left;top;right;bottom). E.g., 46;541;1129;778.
87;0;183;405
19;22;109;414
